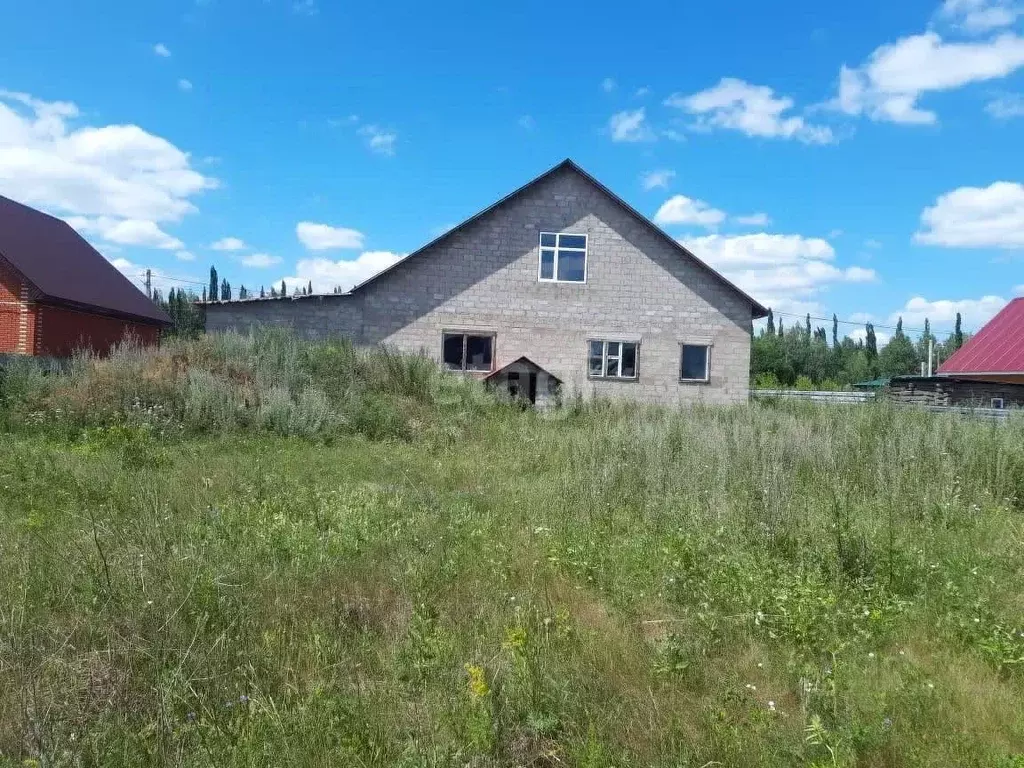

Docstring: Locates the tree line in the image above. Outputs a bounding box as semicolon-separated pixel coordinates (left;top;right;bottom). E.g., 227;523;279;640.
752;310;967;389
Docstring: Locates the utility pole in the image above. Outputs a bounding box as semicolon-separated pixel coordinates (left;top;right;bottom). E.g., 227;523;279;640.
927;338;934;377
145;269;152;300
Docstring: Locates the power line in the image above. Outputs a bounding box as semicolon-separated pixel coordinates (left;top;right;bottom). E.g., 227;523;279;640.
134;272;207;287
772;310;956;337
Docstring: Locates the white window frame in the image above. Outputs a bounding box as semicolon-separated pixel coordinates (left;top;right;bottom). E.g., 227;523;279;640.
442;331;495;373
679;343;711;383
538;232;588;284
588;339;639;380
991;397;1005;410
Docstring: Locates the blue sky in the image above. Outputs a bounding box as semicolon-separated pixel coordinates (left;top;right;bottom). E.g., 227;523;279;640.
1;0;1022;340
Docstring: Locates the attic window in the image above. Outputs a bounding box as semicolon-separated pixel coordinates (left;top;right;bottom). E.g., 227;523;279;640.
539;232;587;283
443;332;494;372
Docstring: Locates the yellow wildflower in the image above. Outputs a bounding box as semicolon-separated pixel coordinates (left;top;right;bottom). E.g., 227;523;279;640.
465;663;489;700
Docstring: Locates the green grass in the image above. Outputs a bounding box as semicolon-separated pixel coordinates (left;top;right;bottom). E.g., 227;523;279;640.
2;333;1024;766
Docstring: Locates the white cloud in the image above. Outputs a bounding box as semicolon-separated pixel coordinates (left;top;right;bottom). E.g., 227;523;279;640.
849;311;875;323
296;221;365;251
66;215;184;250
914;181;1024;248
175;250;195;261
283;250;405;293
211;236;247;251
0;90;215;226
153;43;171;58
178;79;193;92
641;169;675;190
938;0;1022;34
1015;284;1024;294
609;108;654;142
358;125;396;156
735;212;771;226
682;232;877;315
832;32;1024;124
665;78;834;144
601;77;617;93
635;86;651;98
654;195;726;228
518;115;536;130
888;295;1008;329
849;327;892;346
293;0;318;15
240;252;281;268
986;92;1024;117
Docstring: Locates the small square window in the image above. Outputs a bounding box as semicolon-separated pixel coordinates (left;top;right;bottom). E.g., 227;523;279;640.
588;340;638;380
991;397;1005;410
539;232;587;283
680;344;710;382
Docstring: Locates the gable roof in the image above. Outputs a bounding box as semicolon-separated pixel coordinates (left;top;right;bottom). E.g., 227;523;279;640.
484;356;563;383
938;297;1024;375
348;159;769;318
0;195;171;325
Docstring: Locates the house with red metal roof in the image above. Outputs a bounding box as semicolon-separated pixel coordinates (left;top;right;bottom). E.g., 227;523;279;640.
0;195;171;357
938;298;1024;385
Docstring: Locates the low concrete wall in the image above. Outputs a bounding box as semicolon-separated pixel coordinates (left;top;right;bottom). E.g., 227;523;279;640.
203;294;364;342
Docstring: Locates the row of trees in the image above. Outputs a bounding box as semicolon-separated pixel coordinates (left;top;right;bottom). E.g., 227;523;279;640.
752;310;967;389
204;267;322;302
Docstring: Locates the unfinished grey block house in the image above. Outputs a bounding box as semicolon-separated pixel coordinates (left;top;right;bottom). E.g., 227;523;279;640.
204;160;768;406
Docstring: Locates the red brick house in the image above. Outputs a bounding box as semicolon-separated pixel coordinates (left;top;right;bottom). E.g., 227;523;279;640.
0;195;170;357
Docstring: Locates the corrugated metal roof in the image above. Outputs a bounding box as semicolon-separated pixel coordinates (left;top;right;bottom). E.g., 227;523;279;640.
0;195;170;325
938;298;1024;374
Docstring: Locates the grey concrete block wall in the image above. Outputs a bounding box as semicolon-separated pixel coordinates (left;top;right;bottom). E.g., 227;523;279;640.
204;164;757;406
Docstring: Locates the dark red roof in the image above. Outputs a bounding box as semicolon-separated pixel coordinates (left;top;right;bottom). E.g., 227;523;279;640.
938;298;1024;375
0;195;170;325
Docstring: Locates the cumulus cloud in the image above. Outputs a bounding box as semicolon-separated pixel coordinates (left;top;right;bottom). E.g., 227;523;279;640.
641;169;675;190
609;108;654;142
735;212;771;226
654;195;726;227
914;181;1024;248
888;295;1008;329
0;89;214;248
178;79;193;92
665;78;833;144
153;43;171;57
241;253;281;268
66;216;184;250
601;77;617;93
175;250;195;261
281;251;405;293
682;232;876;316
211;237;247;251
937;0;1022;34
848;327;892;346
830;31;1024;124
296;221;365;251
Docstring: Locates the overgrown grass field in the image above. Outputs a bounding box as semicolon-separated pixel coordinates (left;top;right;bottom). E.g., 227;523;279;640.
2;334;1024;766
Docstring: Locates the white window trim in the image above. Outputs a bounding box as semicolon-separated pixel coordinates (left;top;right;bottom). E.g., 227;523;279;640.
991;397;1005;410
588;339;639;380
679;342;712;383
442;331;496;373
538;232;588;284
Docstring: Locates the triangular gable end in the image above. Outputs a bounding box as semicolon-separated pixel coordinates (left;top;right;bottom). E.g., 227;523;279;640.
348;159;768;319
